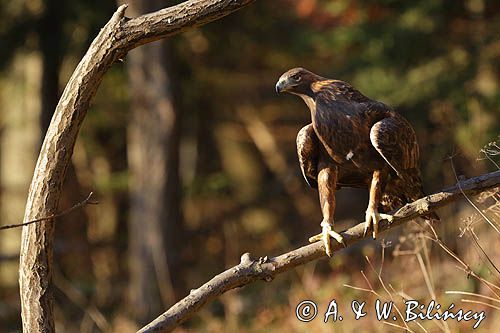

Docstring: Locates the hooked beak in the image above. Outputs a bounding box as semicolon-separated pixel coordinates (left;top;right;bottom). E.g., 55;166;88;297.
275;78;287;93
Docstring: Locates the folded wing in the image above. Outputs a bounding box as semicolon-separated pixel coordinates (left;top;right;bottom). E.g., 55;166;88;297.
369;115;420;178
296;124;318;188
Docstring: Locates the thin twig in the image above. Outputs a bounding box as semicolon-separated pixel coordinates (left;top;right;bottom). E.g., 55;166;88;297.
478;137;500;169
467;228;500;276
422;225;500;298
460;299;500;311
365;256;412;331
382;321;416;332
393;287;444;333
481;152;500;169
0;192;97;231
417;253;436;300
342;284;372;293
416;241;451;333
445;291;500;304
449;157;499;233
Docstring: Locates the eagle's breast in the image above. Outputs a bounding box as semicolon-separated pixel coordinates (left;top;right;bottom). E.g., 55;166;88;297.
312;102;364;165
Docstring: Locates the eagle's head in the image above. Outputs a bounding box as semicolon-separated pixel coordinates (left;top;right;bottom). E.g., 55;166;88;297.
275;67;324;96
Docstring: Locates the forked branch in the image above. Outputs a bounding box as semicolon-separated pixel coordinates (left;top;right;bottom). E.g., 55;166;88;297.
138;170;500;333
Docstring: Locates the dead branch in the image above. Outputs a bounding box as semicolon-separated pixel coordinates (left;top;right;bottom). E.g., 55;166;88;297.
0;192;96;231
18;1;255;332
138;170;500;333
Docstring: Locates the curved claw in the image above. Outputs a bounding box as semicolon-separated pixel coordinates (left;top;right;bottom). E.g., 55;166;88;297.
364;208;394;239
308;221;344;257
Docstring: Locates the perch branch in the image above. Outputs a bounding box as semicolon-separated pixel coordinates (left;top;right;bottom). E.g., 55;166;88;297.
18;1;255;332
138;170;500;333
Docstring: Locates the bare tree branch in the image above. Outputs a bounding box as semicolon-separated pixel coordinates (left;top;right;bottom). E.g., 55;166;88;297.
18;1;256;332
0;192;96;231
138;170;500;333
119;0;256;51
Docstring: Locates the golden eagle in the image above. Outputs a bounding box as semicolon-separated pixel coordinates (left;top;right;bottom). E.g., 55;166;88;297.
276;68;436;256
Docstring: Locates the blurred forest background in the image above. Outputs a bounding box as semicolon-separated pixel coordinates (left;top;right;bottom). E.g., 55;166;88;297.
0;0;499;332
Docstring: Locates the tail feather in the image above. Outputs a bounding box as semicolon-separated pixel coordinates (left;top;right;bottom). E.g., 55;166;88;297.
381;171;440;222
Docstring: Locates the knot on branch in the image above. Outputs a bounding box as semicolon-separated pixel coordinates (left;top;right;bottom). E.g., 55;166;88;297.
239;253;275;282
240;252;254;266
417;200;431;214
258;256;269;264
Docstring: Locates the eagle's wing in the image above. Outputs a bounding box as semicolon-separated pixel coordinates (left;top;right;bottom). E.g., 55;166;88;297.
369;114;420;177
296;124;318;188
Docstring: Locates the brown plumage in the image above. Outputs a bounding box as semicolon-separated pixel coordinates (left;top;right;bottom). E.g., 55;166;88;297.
277;67;437;256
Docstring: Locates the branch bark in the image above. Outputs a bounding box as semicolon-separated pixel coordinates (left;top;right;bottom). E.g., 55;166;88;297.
18;1;256;332
138;170;500;333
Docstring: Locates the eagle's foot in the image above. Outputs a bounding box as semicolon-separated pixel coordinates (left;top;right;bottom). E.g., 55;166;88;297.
308;220;345;257
364;208;394;239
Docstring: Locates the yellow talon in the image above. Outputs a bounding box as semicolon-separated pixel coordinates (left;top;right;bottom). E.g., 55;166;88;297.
364;208;394;239
309;220;345;257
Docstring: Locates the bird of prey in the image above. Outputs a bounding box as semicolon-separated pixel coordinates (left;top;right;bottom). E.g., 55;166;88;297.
276;67;436;256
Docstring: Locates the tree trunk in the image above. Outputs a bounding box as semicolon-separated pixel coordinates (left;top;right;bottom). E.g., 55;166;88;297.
39;0;93;284
126;0;184;324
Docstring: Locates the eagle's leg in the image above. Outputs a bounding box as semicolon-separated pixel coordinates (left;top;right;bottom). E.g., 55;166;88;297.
364;170;394;239
308;165;345;256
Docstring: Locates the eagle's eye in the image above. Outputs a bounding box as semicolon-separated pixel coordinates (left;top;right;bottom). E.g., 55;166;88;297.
291;74;301;82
